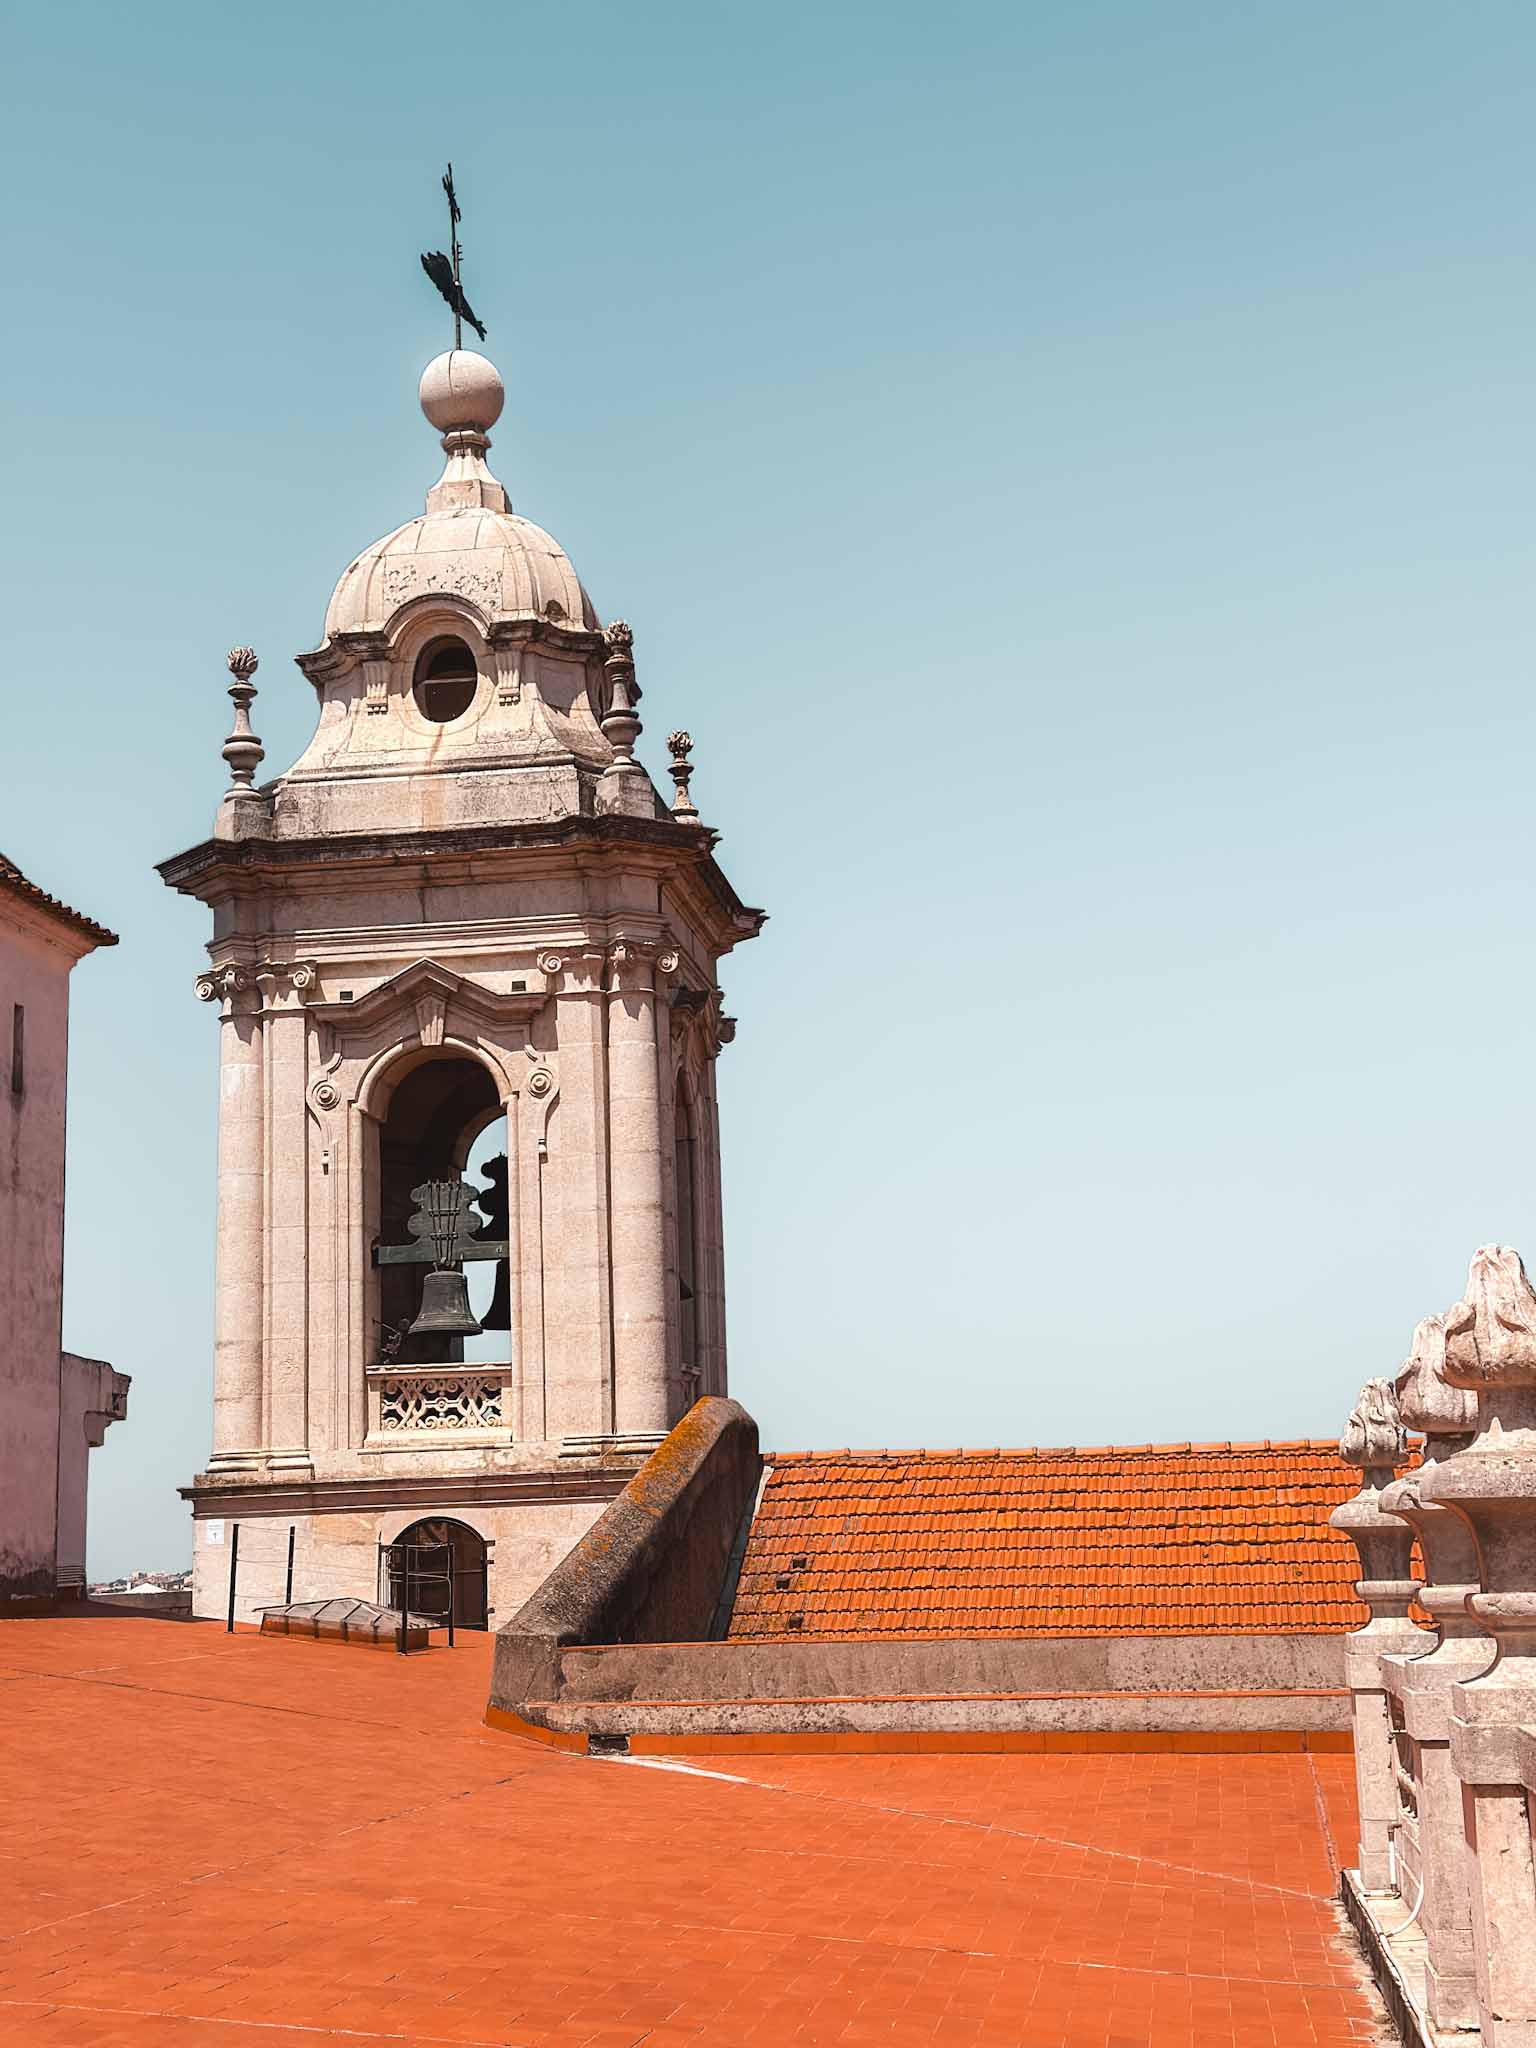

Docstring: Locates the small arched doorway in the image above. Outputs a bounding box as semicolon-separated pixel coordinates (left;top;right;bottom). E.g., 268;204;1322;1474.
384;1517;490;1630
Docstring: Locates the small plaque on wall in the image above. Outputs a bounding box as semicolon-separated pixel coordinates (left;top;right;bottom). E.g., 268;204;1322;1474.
205;1521;225;1547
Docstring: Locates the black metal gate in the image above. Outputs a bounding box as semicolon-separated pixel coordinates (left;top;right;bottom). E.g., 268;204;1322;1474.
379;1520;490;1642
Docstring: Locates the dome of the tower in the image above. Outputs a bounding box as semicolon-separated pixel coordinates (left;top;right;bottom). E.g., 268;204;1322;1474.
322;508;597;640
320;350;597;641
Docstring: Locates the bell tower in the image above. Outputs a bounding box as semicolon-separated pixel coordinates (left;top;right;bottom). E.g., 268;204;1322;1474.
160;348;764;1627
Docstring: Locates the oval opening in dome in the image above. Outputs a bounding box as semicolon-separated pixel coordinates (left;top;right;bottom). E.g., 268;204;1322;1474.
413;638;479;724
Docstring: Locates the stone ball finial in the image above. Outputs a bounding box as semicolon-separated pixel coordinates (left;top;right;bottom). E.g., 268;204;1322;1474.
419;349;505;435
227;647;258;682
1340;1377;1404;1471
1441;1243;1536;1388
1394;1310;1479;1437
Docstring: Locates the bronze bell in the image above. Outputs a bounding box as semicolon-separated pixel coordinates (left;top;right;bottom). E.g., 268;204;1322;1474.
408;1267;483;1338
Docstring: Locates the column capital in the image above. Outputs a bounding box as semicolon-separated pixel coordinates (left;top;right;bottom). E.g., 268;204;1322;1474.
605;938;678;995
195;964;257;1017
670;982;733;1059
538;947;607;995
254;958;321;1011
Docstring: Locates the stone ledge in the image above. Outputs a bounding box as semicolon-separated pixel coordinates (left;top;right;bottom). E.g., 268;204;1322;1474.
1341;1868;1438;2048
508;1688;1351;1744
181;1467;638;1517
486;1705;1352;1759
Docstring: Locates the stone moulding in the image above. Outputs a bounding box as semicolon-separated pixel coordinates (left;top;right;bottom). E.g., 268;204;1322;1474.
156;815;767;947
178;1464;642;1520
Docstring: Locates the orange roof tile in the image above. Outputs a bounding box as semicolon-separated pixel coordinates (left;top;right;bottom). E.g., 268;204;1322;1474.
729;1440;1390;1640
0;850;117;947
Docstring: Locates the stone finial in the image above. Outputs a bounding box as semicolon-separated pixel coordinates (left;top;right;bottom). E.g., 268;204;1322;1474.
1395;1311;1478;1440
1340;1377;1405;1477
1382;1311;1484;1642
1440;1244;1536;1394
666;730;701;824
221;647;265;800
599;620;642;774
420;351;509;515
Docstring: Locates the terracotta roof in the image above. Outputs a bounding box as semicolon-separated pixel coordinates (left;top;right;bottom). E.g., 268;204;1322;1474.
0;851;117;947
729;1439;1380;1640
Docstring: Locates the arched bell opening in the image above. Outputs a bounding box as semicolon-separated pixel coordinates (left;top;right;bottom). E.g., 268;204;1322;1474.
384;1516;489;1630
372;1053;510;1368
461;1111;512;1364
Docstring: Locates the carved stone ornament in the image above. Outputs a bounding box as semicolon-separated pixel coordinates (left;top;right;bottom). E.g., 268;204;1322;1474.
255;958;321;1004
666;729;701;823
527;1067;554;1098
1394;1310;1479;1439
414;991;448;1047
1440;1244;1536;1389
221;646;265;801
379;1373;503;1432
537;951;564;980
1380;1309;1485;1637
1340;1377;1405;1473
310;1079;343;1113
195;965;248;1005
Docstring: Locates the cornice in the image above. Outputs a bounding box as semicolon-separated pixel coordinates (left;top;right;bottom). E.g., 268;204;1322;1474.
180;1465;641;1517
158;815;766;944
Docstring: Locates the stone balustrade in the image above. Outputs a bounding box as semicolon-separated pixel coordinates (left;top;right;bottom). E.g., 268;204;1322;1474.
1340;1246;1536;2048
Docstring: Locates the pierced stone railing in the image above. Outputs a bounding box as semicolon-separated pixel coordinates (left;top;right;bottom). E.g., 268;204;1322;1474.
365;1365;514;1441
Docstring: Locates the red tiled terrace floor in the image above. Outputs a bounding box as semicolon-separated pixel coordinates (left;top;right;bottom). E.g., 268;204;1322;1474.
0;1613;1383;2047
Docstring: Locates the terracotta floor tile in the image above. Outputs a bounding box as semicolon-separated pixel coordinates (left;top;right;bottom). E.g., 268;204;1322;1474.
0;1614;1383;2048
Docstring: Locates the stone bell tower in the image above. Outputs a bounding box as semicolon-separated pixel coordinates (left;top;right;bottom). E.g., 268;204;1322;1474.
160;348;763;1627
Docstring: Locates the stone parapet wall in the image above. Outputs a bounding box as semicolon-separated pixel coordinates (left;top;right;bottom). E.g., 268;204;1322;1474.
489;1397;762;1715
501;1691;1350;1752
543;1631;1346;1705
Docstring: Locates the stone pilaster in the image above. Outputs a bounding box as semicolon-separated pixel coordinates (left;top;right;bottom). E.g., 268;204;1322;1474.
1379;1310;1489;2032
1423;1245;1536;2047
197;966;265;1470
539;950;613;1439
606;941;674;1437
257;959;318;1473
1330;1375;1420;1895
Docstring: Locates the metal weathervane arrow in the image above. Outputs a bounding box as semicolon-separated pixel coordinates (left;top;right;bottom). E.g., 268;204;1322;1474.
420;163;487;348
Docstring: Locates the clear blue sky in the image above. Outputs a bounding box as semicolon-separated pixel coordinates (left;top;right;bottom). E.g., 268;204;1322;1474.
6;2;1535;1576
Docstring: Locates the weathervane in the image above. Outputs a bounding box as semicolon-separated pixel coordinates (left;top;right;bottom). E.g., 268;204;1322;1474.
420;164;486;349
